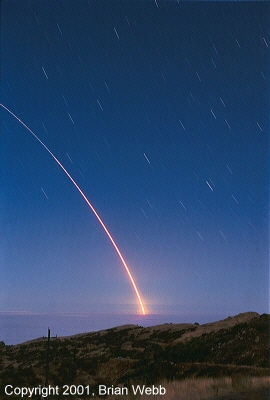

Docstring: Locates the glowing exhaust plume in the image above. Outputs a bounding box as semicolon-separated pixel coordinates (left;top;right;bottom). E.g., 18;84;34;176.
1;103;146;315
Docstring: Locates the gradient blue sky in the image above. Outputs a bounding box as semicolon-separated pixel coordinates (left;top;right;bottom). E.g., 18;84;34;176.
1;1;269;318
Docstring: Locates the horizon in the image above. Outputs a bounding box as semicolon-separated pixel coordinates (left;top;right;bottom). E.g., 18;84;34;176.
1;309;265;346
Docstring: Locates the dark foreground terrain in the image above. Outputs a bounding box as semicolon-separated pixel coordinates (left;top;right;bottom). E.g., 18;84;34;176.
0;312;269;399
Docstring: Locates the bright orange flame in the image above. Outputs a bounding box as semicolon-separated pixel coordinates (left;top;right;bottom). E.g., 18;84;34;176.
1;103;146;315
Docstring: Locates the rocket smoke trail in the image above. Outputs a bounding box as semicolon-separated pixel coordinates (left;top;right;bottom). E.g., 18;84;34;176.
1;104;146;315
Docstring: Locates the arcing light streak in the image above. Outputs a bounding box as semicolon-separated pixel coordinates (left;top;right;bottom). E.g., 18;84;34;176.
1;104;146;315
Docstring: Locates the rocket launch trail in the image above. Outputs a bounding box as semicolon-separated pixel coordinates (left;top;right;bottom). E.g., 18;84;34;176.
1;103;146;315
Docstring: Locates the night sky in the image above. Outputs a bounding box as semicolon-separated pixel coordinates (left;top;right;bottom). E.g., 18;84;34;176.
2;1;269;319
